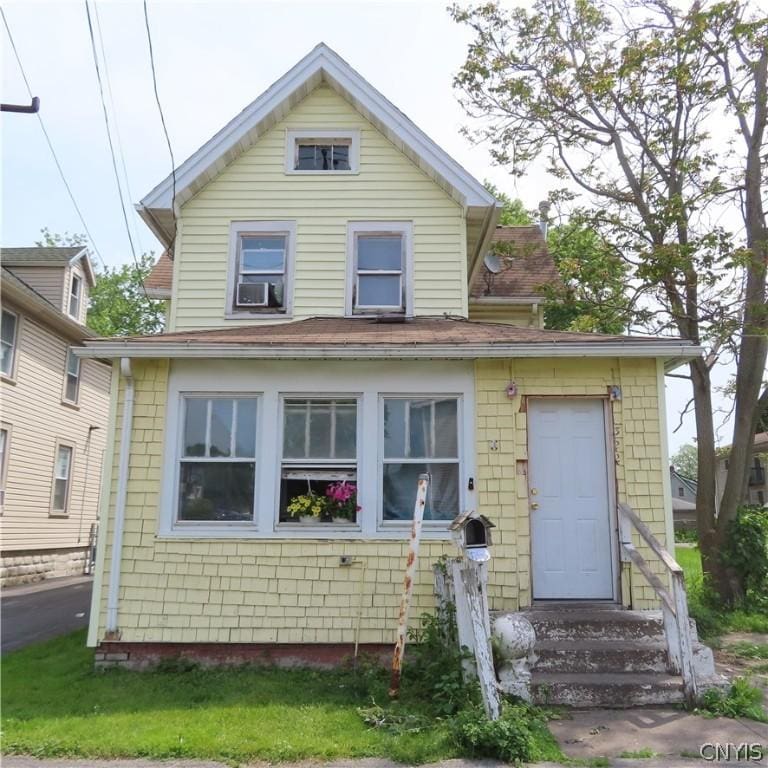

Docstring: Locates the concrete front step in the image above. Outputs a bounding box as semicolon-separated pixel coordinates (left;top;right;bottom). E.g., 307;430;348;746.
522;608;667;641
532;671;685;707
535;639;669;674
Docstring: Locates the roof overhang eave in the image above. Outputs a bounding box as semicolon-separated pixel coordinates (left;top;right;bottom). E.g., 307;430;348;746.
74;339;704;361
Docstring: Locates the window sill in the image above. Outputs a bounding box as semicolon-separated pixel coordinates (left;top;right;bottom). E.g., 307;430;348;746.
157;524;452;541
49;511;69;518
224;312;293;321
285;170;360;176
61;399;80;411
1;374;17;386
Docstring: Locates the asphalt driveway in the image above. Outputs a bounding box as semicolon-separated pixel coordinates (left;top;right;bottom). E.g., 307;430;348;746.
1;576;92;654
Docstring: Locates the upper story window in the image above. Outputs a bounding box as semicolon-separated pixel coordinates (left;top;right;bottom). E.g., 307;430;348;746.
227;221;296;317
347;222;413;316
285;129;359;174
0;425;9;509
63;349;81;404
68;273;82;319
1;310;18;378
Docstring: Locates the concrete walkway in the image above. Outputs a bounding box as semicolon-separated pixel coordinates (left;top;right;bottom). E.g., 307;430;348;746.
549;707;768;764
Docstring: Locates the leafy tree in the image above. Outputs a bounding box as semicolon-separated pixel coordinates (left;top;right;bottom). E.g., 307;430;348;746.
543;220;630;334
671;444;699;480
486;185;630;333
452;0;767;602
484;181;532;225
87;253;165;337
35;228;87;247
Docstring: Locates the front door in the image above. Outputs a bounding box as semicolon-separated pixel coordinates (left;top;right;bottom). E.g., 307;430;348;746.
529;398;614;600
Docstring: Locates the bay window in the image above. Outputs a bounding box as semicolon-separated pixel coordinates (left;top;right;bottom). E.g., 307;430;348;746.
177;396;258;522
381;397;460;522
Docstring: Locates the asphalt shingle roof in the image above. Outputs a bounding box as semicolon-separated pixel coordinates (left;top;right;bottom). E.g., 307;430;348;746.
2;246;84;265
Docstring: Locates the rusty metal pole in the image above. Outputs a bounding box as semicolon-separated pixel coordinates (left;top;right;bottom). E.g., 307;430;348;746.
388;473;430;698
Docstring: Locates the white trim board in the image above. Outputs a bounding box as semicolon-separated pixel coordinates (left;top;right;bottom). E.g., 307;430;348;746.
157;359;476;540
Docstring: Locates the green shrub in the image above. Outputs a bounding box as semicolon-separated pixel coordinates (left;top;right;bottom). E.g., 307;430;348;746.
697;677;767;723
722;505;768;606
450;704;556;763
675;528;699;544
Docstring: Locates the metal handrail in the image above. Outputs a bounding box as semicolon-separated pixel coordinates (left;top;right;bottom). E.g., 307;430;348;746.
618;502;697;705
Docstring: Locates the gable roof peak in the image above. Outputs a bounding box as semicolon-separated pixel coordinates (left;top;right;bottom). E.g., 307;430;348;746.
138;42;497;247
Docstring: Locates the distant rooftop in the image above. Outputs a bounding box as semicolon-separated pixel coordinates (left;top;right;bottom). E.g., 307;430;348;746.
2;246;85;265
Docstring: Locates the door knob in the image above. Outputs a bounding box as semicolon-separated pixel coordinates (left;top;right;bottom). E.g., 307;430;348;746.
530;488;539;495
531;502;540;510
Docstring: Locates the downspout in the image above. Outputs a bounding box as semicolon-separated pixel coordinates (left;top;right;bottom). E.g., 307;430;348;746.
106;358;134;638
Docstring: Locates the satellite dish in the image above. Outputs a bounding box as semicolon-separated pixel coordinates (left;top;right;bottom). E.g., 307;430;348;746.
483;252;502;274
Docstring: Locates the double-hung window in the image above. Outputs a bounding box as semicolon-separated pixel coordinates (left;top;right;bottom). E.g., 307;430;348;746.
69;274;82;319
228;222;294;315
177;396;258;523
279;398;358;524
1;310;18;377
51;444;73;514
381;397;460;522
64;349;80;403
348;222;412;315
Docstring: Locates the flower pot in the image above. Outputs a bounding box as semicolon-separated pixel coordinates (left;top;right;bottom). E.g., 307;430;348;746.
332;516;351;524
298;515;316;524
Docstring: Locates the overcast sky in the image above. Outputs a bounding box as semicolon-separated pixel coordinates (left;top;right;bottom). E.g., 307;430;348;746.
1;0;737;453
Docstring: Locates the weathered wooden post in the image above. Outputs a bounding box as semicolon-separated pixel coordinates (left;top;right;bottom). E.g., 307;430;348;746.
389;473;430;698
449;512;501;720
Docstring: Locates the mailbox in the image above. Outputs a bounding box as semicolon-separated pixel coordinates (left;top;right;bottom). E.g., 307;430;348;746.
450;511;495;562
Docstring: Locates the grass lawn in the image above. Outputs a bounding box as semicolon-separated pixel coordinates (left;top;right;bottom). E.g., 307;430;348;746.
675;546;768;638
2;630;563;765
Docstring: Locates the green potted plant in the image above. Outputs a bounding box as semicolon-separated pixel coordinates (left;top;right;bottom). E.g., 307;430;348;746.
286;491;327;523
325;481;360;523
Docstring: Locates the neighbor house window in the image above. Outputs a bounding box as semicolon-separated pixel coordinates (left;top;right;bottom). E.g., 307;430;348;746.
279;398;358;525
286;129;359;173
177;396;258;522
51;444;73;514
0;426;9;508
228;221;295;315
347;222;412;315
381;397;460;522
69;273;82;318
1;310;18;377
678;486;685;498
63;349;80;403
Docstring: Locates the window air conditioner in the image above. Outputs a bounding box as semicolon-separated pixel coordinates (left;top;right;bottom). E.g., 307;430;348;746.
236;281;269;307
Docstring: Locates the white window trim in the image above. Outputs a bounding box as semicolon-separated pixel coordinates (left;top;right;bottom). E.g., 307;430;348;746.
50;441;74;516
0;423;11;512
225;221;296;320
377;394;465;531
345;221;414;317
1;309;20;381
68;272;82;320
158;360;475;539
62;348;81;405
284;129;360;175
275;394;363;532
172;393;261;530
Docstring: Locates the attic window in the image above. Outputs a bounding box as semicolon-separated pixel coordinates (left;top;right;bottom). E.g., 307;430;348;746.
286;130;359;174
69;274;82;319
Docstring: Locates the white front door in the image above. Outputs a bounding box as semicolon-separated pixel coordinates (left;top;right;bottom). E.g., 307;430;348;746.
529;398;615;600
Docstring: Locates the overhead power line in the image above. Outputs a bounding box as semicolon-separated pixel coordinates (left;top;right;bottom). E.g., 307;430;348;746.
92;1;146;256
0;6;106;268
142;0;177;250
83;0;149;297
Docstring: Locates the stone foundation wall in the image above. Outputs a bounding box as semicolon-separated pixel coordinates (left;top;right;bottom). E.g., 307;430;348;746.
1;546;90;587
